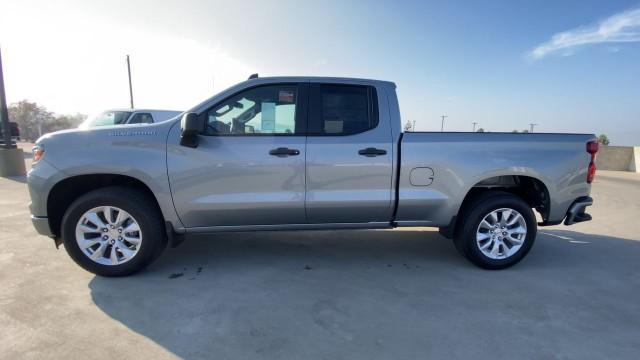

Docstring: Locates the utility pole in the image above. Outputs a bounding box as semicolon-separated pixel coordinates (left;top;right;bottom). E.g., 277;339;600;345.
529;123;538;133
0;47;14;149
472;122;478;132
440;115;448;132
126;55;134;109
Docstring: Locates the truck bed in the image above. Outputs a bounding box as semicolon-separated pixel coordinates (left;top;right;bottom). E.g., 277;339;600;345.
395;132;596;226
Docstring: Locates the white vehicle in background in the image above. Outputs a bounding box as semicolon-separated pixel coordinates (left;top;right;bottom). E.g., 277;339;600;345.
78;109;181;129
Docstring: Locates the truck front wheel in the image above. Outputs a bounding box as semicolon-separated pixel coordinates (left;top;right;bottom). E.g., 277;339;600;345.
60;186;167;276
454;192;537;269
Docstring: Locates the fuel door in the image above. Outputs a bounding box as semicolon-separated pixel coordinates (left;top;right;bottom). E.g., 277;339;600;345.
409;167;435;186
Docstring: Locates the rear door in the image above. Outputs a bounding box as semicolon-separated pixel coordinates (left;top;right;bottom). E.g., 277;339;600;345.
167;83;309;227
305;83;394;223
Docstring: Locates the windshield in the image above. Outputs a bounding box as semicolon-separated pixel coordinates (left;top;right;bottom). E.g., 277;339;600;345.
84;111;132;127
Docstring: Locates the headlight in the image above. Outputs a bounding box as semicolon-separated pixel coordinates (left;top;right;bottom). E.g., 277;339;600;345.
32;144;45;162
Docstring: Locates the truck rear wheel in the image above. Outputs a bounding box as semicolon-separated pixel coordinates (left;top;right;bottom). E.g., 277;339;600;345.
454;192;537;269
61;187;166;276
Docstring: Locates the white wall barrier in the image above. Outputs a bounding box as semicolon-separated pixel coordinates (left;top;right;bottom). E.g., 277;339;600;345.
596;146;640;173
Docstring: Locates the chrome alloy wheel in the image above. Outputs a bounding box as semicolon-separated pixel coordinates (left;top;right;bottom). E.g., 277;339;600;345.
476;208;527;260
75;206;142;266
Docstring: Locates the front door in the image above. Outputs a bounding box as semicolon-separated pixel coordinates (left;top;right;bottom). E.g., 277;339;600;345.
167;83;308;228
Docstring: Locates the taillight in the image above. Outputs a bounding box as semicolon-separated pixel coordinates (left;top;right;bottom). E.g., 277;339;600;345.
587;162;596;183
586;141;598;183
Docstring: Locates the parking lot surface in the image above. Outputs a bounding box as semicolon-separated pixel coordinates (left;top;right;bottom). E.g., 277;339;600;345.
1;146;639;359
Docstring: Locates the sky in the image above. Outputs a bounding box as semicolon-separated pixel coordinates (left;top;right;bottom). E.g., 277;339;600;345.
0;0;639;145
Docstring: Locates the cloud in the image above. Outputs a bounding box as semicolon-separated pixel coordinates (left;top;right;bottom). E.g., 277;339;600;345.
528;7;640;60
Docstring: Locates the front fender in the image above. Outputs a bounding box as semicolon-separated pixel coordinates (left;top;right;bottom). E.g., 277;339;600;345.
27;121;184;230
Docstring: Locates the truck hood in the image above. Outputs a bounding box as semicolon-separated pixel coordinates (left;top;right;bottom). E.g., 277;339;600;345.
32;119;180;173
35;120;178;145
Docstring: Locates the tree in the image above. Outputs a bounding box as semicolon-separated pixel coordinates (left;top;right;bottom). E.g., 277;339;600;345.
8;100;86;141
476;128;485;132
597;134;610;145
8;100;52;141
403;120;413;132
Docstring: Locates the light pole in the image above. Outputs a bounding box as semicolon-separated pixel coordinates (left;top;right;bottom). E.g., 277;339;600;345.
472;122;478;132
0;47;13;149
441;115;448;132
126;55;134;109
0;46;26;177
529;123;538;133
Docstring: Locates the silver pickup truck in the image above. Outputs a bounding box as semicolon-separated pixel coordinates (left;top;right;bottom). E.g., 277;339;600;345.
27;76;598;276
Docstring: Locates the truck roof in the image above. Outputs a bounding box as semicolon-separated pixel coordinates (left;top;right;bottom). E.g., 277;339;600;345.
189;76;396;114
246;76;396;88
107;108;182;113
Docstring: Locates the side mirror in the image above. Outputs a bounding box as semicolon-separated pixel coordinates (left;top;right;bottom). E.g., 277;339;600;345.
180;113;204;148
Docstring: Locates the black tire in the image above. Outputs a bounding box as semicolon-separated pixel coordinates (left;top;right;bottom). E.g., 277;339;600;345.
61;186;167;276
453;191;537;269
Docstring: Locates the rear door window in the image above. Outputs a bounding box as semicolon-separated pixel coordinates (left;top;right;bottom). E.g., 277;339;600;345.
309;84;378;135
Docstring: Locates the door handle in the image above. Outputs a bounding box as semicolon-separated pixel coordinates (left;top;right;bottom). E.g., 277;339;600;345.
358;147;387;157
269;147;300;157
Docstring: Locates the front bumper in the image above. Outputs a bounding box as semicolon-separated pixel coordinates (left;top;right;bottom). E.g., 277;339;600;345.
31;215;54;237
564;196;593;225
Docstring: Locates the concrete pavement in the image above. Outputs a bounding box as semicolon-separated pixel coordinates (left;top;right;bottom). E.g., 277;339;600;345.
1;149;639;359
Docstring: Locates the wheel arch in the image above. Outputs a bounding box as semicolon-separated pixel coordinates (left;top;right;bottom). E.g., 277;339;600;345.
463;175;550;218
440;174;551;239
47;174;166;237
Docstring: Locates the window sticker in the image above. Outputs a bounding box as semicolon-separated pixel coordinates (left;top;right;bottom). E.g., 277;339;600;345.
279;90;295;103
261;102;276;131
324;120;343;133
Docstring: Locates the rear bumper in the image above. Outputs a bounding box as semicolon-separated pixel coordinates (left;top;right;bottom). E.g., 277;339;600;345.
31;215;54;237
564;196;593;225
